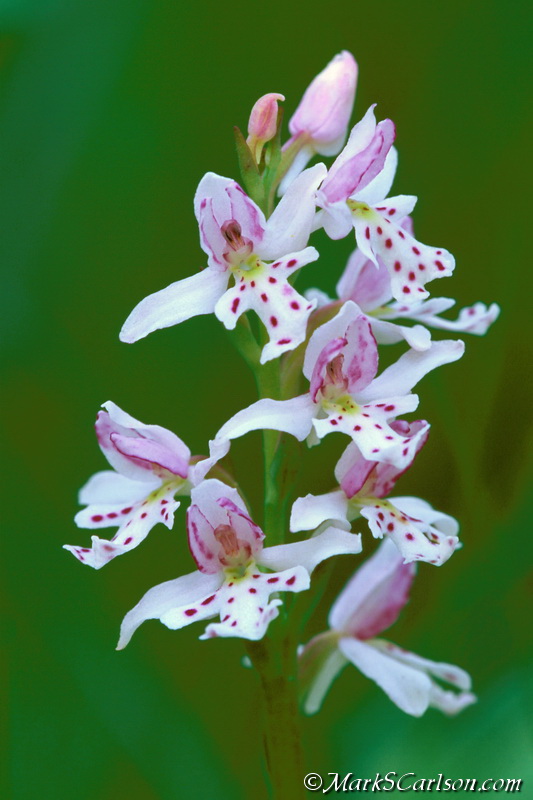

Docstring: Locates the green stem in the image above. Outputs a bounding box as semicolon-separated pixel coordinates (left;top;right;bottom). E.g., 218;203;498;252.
246;638;306;800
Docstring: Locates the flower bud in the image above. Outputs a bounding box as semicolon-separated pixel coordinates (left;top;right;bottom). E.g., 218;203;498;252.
247;92;285;162
289;51;358;156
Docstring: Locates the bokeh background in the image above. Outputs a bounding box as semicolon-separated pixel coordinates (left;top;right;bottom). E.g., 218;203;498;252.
2;0;531;797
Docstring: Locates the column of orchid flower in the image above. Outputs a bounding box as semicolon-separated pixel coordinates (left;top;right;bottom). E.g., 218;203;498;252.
66;52;498;798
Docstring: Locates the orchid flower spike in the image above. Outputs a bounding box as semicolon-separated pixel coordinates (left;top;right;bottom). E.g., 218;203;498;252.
299;539;476;716
117;479;362;647
315;107;456;303
279;51;357;192
120;166;326;363
307;225;499;350
64;402;213;569
210;301;464;471
291;423;461;567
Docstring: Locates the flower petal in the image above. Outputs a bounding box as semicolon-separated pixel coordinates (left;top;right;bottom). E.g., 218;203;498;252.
290;490;349;533
214;247;319;363
336;249;392;310
360;496;459;566
299;633;348;715
78;470;156;505
313;394;422;469
66;480;182;568
400;299;501;335
211;394;317;463
201;567;309;640
329;538;413;636
357;340;464;403
288;51;358;152
355;146;398;206
339;637;432;716
194;173;266;267
303;300;361;381
116;570;223;649
119;268;228;343
260;527;362;574
260;164;327;259
351;204;455;303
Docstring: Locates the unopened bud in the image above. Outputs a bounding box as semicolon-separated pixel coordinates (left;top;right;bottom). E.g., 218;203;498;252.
289;51;358;156
247;92;285;162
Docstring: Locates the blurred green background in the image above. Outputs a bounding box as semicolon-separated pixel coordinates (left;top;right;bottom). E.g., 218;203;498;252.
2;0;531;797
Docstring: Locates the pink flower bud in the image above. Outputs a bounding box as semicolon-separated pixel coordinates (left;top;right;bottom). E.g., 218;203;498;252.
289;51;358;156
247;92;284;161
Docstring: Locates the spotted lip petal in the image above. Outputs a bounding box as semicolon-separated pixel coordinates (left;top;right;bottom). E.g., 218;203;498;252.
200;566;309;641
360;495;459;566
214;246;319;364
351;204;455;304
66;480;182;569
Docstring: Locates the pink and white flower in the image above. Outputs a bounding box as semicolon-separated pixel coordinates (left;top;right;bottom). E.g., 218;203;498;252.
315;106;456;303
291;421;460;566
299;539;476;716
279;51;358;191
307;229;499;350
117;479;362;646
64;402;213;569
210;302;464;470
120;165;326;363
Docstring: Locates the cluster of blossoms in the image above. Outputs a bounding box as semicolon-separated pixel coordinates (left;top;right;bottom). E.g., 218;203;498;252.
67;52;497;720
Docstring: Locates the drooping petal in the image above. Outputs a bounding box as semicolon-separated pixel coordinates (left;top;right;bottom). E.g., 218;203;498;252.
290;490;349;533
66;480;182;568
260;165;327;259
339;637;432;716
211;394;317;463
360;496;459;566
329;538;413;636
214;247;319;363
260;527;362;574
116;570;223;649
119;268;228;343
350;203;455;303
371;640;476;714
357;340;464;403
377;641;472;691
299;632;348;715
200;566;310;640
